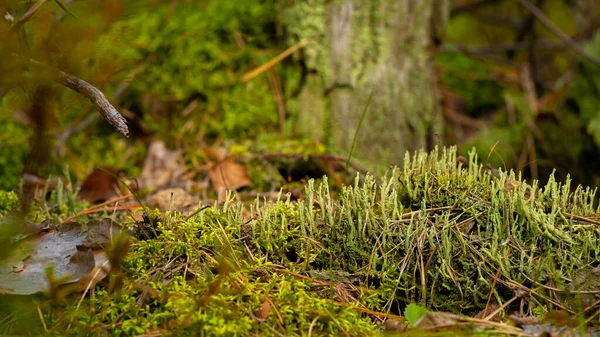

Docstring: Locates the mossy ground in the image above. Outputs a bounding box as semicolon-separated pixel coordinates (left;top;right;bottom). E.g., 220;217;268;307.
1;147;599;336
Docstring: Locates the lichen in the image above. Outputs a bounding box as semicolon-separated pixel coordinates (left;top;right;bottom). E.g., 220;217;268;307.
10;146;597;336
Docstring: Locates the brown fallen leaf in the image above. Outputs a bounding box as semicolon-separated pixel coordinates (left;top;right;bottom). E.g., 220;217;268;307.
78;167;120;203
139;141;189;191
475;303;502;322
76;250;109;292
381;318;408;332
256;300;270;320
0;219;124;295
208;158;251;198
543;310;579;328
414;312;465;332
146;187;197;215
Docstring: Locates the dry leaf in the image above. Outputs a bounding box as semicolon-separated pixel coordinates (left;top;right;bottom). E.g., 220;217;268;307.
414;312;462;330
0;219;122;295
475;303;501;321
139;141;188;191
78;167;120;203
208;158;251;194
76;250;109;292
381;319;408;332
256;300;270;320
146;188;197;215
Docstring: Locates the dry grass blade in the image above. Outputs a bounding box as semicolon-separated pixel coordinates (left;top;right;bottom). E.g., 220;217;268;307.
60;194;136;224
242;39;308;82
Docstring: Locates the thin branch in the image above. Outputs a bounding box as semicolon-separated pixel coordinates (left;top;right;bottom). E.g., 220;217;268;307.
10;0;48;31
56;62;147;143
25;57;129;137
516;0;600;66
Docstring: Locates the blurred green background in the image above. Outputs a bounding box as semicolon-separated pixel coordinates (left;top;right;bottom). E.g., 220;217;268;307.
1;0;600;190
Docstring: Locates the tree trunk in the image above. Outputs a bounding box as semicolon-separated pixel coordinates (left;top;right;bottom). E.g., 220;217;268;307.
285;0;448;171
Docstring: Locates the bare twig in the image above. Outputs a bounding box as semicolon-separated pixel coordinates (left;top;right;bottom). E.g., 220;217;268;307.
24;57;129;137
57;62;147;142
516;0;600;66
10;0;48;31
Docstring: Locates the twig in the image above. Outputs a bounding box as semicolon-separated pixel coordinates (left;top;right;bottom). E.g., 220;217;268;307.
56;62;147;143
25;57;129;137
60;204;139;224
184;205;211;221
10;0;48;31
516;0;600;66
399;206;455;220
563;212;600;226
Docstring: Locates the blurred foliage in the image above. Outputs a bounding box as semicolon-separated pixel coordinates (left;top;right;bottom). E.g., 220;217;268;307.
0;0;301;190
436;53;504;116
0;110;29;191
2;0;600;189
0;191;18;217
570;32;600;147
441;0;600;187
102;0;284;140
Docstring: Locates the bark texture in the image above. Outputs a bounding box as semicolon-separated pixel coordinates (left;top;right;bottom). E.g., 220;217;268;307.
285;0;448;171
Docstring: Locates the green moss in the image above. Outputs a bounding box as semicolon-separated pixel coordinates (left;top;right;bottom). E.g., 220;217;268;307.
9;146;600;336
101;0;283;140
0;191;19;218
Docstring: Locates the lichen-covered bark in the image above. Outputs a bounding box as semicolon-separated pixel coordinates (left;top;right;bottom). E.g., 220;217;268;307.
284;0;448;171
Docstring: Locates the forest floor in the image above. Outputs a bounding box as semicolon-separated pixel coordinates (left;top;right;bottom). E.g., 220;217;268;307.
0;146;599;336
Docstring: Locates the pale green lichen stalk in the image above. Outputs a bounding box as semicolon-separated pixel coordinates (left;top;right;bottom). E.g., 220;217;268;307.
3;146;599;336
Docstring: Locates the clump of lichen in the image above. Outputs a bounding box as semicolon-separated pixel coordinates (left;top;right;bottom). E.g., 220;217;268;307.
5;146;600;336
